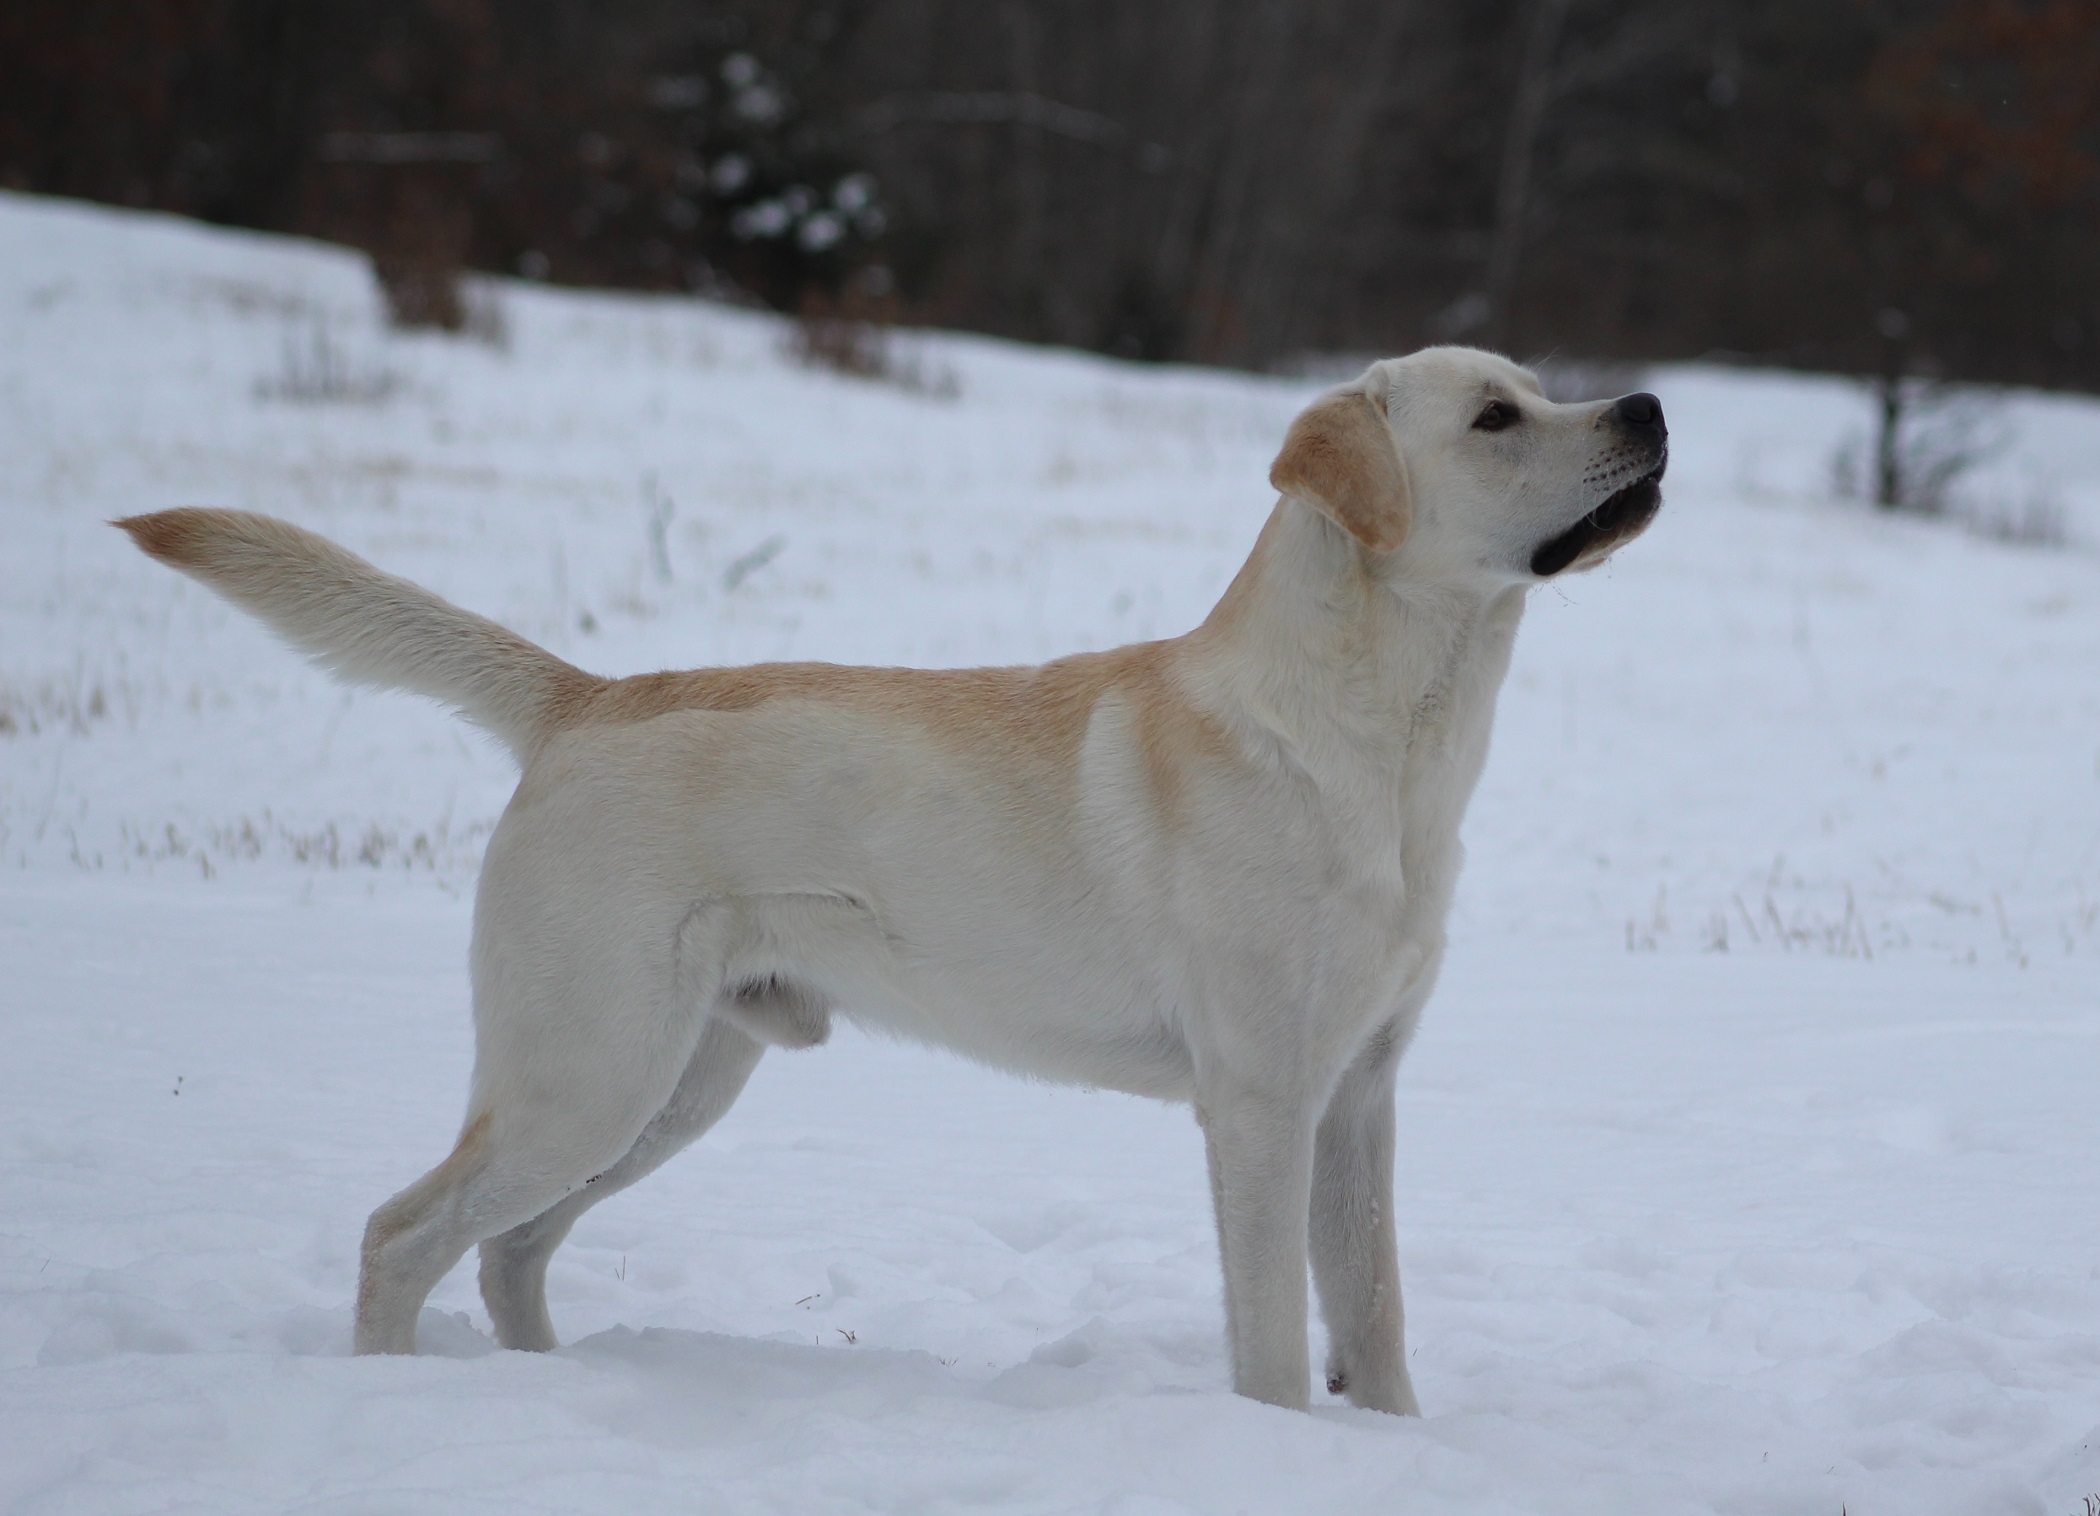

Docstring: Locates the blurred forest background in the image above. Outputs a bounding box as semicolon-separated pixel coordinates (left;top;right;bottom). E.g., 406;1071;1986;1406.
2;0;2096;390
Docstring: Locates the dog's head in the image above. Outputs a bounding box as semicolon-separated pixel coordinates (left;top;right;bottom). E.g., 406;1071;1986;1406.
1269;346;1666;584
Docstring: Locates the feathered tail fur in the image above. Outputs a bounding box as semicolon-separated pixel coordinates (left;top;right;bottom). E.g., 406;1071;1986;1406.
117;509;599;762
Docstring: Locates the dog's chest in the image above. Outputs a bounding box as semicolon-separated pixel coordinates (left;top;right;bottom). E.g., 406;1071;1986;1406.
1319;594;1523;961
1316;707;1477;949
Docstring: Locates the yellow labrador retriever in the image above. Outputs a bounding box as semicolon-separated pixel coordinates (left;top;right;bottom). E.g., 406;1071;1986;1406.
119;345;1664;1413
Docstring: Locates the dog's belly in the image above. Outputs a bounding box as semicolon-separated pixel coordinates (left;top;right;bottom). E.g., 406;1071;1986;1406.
680;821;1206;1099
836;937;1200;1097
517;702;1430;1101
699;860;1415;1103
517;708;1201;1097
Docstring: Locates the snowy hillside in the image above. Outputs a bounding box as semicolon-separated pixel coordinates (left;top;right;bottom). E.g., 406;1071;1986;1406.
3;190;2098;1514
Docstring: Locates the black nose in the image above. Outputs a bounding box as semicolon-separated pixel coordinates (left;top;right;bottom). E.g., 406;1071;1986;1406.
1613;392;1665;432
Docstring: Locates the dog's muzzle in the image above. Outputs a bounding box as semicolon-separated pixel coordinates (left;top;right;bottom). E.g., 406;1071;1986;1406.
1530;393;1668;578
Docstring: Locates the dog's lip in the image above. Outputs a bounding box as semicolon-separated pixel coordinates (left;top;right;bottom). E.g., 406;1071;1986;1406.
1528;456;1667;578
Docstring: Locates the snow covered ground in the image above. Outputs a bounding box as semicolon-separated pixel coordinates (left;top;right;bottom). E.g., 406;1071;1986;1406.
3;190;2098;1514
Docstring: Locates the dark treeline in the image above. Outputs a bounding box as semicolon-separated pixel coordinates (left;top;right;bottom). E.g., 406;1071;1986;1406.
4;0;2096;386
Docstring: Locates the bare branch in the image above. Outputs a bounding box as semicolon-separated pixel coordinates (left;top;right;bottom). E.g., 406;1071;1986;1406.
853;91;1126;148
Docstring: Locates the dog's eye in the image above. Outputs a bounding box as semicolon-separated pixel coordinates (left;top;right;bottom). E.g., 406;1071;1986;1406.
1472;400;1519;432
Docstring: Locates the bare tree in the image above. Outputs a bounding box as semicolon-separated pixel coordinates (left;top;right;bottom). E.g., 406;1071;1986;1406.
1484;0;1574;350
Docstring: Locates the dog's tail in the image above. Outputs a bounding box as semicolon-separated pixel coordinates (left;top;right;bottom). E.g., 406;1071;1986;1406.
116;508;600;762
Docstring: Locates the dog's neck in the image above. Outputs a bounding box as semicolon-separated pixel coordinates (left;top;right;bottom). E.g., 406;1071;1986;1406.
1187;499;1526;782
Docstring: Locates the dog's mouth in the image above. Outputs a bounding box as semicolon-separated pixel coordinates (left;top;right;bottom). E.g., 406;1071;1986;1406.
1529;458;1667;578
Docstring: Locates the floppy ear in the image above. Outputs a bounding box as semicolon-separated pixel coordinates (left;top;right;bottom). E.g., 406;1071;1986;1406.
1268;389;1413;552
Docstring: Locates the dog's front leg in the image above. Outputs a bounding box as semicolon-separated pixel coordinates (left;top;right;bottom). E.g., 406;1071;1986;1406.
1198;1082;1317;1410
1309;1016;1420;1415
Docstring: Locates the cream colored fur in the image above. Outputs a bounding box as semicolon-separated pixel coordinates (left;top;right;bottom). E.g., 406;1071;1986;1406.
118;345;1664;1413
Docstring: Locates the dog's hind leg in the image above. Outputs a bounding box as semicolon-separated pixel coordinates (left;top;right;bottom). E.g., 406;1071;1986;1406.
1309;1014;1420;1416
355;1105;631;1355
477;1016;765;1351
357;1039;705;1355
356;1042;699;1356
355;880;713;1355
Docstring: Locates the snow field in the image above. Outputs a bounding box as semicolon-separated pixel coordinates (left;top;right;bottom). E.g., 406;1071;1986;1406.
2;191;2099;1513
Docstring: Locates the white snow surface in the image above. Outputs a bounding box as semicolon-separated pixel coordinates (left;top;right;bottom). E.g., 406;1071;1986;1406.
3;190;2099;1514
